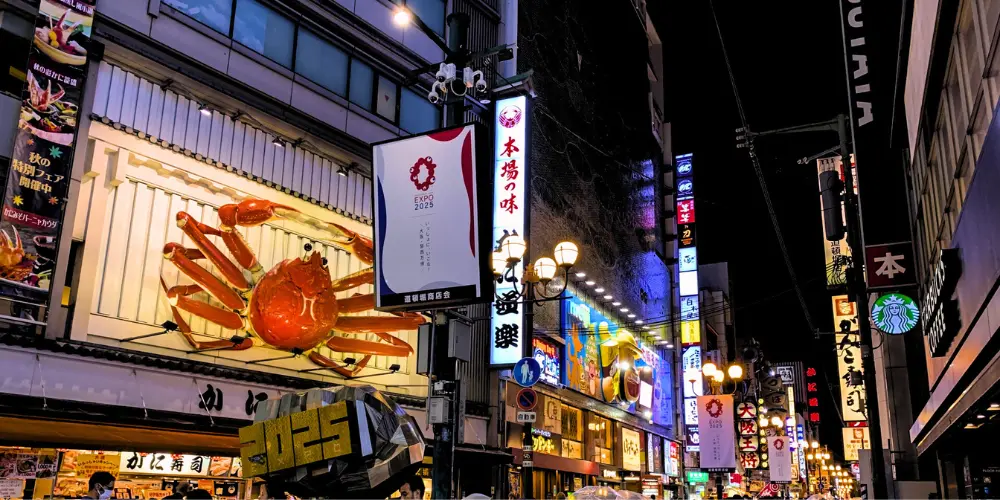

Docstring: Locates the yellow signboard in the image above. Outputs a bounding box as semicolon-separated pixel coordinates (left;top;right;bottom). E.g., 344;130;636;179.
239;401;354;477
681;320;701;345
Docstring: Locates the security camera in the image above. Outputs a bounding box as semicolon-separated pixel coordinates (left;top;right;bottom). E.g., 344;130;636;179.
475;76;488;93
428;89;440;104
435;63;456;83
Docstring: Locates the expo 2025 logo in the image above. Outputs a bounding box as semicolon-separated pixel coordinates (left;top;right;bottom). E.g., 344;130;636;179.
498;104;522;129
409;156;436;191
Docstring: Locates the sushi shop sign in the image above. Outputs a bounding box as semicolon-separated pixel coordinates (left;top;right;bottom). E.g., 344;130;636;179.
1;0;97;308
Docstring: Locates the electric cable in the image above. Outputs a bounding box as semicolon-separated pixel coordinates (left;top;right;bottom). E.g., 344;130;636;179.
708;0;817;334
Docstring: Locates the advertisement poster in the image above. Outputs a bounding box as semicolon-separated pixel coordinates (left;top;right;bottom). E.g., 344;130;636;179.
842;427;871;461
647;434;663;474
621;427;642;471
666;441;680;476
835;332;867;422
563;295;661;411
532;337;561;386
0;479;24;499
816;156;856;287
372;124;488;311
767;436;792;483
75;454;121;479
0;0;97;306
697;395;736;469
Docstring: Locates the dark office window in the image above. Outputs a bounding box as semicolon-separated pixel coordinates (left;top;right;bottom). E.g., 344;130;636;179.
349;59;374;110
163;0;234;34
400;89;440;133
295;29;350;95
233;0;295;67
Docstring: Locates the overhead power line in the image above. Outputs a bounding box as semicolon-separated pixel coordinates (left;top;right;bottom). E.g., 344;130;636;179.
708;0;817;334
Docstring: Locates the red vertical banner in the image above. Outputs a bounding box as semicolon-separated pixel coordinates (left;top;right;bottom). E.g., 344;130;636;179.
1;0;97;308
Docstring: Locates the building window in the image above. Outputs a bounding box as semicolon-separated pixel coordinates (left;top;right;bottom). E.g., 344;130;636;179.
295;29;349;96
233;0;295;68
375;76;398;122
401;89;440;133
349;59;375;110
407;0;446;35
588;415;613;465
562;405;583;460
163;0;234;34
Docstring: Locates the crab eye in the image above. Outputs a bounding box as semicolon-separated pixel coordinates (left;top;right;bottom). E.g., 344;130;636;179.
321;257;328;266
303;243;313;252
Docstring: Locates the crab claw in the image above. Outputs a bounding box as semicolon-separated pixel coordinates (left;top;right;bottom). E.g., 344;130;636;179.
0;227;23;251
217;199;296;229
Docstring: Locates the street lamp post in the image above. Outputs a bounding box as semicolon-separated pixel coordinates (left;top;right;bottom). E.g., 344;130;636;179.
493;235;579;500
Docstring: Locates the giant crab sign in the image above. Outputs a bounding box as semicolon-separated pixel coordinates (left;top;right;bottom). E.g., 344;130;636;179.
159;199;426;376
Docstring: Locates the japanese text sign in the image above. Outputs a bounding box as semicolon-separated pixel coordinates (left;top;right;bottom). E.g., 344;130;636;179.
491;96;529;366
836;332;868;422
767;436;792;482
373;124;492;311
622;427;642;471
119;452;212;477
865;241;916;289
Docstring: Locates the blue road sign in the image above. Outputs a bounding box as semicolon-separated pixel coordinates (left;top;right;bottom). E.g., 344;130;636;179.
512;357;542;387
516;388;537;411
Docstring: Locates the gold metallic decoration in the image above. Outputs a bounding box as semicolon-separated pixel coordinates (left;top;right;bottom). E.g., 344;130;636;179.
239;422;268;478
319;402;353;459
291;409;324;467
264;416;295;472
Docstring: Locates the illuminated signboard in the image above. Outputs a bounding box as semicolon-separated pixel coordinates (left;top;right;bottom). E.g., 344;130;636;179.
622;427;642;471
676;153;701;458
680;295;699;320
870;292;920;334
667;440;680;476
490;95;529;366
687;471;709;483
681;320;701;345
532;337;561;386
816;155;856;287
679;247;698;272
679;271;699;296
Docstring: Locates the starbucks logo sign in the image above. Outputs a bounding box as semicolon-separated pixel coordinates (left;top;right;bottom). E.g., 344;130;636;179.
871;293;919;335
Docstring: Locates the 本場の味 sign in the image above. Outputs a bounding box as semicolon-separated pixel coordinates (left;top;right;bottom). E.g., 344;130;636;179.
372;124;492;311
491;96;529;366
0;0;98;307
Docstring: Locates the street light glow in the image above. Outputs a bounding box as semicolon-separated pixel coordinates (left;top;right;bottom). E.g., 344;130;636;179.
392;7;412;26
727;364;743;380
702;362;717;378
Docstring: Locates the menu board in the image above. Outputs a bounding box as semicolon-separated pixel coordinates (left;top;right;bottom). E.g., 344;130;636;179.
0;0;97;305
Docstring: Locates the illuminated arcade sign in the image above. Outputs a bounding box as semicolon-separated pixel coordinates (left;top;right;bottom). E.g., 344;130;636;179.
532;337;561;386
687;471;709;483
870;292;919;335
490;95;530;366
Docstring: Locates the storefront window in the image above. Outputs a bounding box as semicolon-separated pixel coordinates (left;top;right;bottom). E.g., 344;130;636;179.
589;415;613;464
163;0;233;35
562;405;583;459
233;0;295;68
295;29;349;96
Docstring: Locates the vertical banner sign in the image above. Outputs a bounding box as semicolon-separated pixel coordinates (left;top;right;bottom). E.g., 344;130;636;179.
767;436;792;483
373;124;490;311
697;394;736;469
1;0;97;306
490;96;529;366
676;153;702;460
832;295;867;422
621;427;642;471
816;156;856;288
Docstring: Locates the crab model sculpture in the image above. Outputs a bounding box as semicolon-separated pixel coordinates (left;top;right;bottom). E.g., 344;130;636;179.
0;227;34;281
159;199;425;377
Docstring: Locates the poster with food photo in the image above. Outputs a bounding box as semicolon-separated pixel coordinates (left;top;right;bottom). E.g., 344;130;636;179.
0;0;95;302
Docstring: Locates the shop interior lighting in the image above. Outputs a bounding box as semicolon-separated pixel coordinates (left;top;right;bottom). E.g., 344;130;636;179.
585;280;596;286
612;301;621;306
627;313;636;318
272;137;285;148
594;287;605;293
641;326;650;330
977;414;987;419
619;307;629;313
198;103;212;117
575;272;586;278
665;343;674;348
990;402;1000;411
603;294;613;300
635;319;644;324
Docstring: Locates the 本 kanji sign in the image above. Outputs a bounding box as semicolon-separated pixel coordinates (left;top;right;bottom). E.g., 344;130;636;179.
490;96;530;366
865;241;916;289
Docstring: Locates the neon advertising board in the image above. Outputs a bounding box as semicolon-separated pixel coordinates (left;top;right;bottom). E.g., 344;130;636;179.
675;153;702;457
490;95;529;366
532;337;561;386
562;294;666;422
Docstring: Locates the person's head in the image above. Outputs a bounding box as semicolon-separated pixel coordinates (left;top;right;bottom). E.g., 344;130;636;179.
88;471;116;499
185;489;213;499
399;476;425;499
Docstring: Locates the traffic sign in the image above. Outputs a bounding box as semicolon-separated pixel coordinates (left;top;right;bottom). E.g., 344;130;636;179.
515;388;538;411
522;449;533;468
516;411;536;423
512;357;542;387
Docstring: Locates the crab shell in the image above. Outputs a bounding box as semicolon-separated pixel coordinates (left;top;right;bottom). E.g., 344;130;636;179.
248;252;339;351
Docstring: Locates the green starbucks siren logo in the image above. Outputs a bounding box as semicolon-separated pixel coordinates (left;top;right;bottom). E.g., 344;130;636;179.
871;293;920;334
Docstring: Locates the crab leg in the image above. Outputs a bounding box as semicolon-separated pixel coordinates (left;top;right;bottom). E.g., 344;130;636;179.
333;316;425;335
338;293;374;314
331;268;373;292
325;331;414;357
176;212;250;290
163;243;244;311
216;200;374;265
159;278;253;351
308;351;372;378
164;283;244;330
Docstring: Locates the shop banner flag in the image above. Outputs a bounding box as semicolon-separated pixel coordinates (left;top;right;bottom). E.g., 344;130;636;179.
697;395;736;469
1;0;97;307
767;436;792;483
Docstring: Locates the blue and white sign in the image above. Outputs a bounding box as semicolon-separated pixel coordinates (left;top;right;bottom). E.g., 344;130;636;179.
512;357;542;387
679;247;698;272
678;178;694;197
490;95;529;366
680;295;700;321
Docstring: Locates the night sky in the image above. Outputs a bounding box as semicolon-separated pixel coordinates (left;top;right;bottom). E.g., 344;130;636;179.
666;1;855;445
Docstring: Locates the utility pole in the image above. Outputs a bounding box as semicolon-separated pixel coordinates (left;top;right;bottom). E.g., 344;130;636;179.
736;115;888;498
444;13;470;128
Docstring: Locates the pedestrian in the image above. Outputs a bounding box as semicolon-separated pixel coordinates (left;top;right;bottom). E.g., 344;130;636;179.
82;471;116;499
399;476;425;499
185;489;213;499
